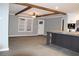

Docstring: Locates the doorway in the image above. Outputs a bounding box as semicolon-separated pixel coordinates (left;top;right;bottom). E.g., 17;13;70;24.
38;20;44;35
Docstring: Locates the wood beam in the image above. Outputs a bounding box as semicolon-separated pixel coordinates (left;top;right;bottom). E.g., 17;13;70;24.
15;6;32;15
15;3;66;15
37;13;59;17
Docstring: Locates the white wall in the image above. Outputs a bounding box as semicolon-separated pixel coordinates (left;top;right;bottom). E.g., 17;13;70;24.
67;12;79;32
67;12;79;23
0;4;9;51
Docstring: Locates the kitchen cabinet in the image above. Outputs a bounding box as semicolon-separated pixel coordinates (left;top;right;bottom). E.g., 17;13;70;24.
47;32;79;52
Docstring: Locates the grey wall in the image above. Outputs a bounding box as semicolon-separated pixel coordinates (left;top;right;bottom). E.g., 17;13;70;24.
9;15;38;36
38;14;68;35
9;14;68;36
45;17;62;32
0;3;9;50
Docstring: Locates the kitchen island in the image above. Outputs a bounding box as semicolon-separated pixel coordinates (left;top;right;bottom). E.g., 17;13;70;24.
47;32;79;52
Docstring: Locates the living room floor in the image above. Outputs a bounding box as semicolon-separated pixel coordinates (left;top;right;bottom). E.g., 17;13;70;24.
0;36;79;56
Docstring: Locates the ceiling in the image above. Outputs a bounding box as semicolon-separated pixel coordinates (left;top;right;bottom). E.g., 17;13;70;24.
32;3;79;13
9;3;79;15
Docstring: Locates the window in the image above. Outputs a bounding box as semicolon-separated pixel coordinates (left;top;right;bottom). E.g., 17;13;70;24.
39;21;43;24
18;17;26;32
26;18;33;32
18;17;33;32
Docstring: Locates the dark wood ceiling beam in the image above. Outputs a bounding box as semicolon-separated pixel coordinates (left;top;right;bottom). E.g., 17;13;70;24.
15;6;32;15
15;3;66;15
37;12;59;17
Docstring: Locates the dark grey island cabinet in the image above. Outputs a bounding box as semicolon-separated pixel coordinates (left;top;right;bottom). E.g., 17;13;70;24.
47;32;79;52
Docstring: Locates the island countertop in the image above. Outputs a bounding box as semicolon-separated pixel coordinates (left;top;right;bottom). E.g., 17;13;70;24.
48;31;79;37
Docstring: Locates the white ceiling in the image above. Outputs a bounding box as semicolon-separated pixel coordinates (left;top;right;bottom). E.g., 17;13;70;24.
9;3;79;15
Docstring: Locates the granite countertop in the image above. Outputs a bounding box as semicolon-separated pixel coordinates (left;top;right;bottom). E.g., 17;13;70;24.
48;31;79;37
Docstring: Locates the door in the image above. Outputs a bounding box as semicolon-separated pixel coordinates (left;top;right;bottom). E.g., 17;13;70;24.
38;20;44;35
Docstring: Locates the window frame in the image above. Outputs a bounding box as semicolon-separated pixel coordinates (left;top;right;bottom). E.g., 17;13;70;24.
18;17;33;32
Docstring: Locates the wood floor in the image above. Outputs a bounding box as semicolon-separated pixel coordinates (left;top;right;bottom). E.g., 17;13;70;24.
0;36;79;56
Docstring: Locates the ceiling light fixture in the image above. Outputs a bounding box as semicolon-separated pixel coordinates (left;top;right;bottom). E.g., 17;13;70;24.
32;12;36;18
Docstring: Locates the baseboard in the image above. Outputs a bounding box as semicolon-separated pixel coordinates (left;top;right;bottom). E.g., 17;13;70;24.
9;34;47;37
0;48;9;51
43;34;47;36
9;34;39;37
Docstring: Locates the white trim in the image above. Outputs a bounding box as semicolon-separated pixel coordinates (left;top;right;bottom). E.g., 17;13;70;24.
43;34;47;36
9;34;39;37
18;17;26;32
0;48;9;51
38;20;45;35
18;17;33;32
25;18;33;32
